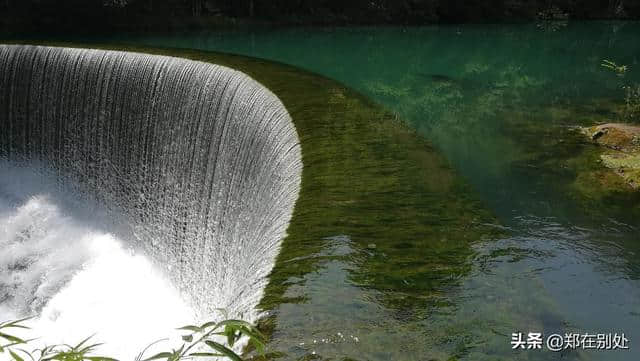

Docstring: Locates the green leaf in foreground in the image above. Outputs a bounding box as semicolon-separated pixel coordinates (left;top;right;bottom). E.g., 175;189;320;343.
0;332;26;344
187;353;224;357
9;349;25;361
1;316;265;361
176;325;201;333
204;341;243;361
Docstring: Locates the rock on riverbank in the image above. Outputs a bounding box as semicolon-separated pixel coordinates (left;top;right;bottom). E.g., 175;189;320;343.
581;123;640;189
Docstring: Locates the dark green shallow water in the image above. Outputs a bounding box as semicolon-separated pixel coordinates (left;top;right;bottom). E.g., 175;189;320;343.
10;22;640;360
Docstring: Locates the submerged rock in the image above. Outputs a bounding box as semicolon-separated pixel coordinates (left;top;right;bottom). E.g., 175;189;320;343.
580;123;640;189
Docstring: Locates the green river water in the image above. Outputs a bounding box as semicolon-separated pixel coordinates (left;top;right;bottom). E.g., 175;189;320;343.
11;21;640;360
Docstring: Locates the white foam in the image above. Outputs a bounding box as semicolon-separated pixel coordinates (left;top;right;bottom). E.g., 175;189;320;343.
0;164;195;360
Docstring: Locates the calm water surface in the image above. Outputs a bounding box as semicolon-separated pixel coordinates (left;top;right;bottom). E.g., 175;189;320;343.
96;23;640;360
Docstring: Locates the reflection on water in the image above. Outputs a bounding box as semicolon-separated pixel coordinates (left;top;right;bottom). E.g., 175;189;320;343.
265;220;639;360
14;22;640;359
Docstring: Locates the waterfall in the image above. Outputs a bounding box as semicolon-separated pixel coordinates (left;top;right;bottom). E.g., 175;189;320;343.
0;44;302;356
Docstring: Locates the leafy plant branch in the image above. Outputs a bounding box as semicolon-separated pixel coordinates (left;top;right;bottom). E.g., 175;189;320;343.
0;317;266;361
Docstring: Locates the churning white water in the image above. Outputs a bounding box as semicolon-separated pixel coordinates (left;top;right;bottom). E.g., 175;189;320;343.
0;162;196;359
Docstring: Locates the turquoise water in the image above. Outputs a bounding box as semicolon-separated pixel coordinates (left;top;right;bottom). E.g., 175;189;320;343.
38;23;640;359
118;22;640;216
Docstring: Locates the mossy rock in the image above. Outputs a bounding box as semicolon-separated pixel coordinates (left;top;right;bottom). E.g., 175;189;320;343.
581;123;640;152
579;123;640;190
600;153;640;189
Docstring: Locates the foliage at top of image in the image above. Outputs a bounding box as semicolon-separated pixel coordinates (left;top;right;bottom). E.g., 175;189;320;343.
2;0;640;32
103;0;129;8
0;317;265;361
535;5;569;31
536;5;569;20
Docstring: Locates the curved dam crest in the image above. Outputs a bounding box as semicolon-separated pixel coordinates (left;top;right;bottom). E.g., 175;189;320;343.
0;44;302;324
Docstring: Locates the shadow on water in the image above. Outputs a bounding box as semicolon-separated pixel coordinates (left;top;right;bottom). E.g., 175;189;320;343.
6;21;640;360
